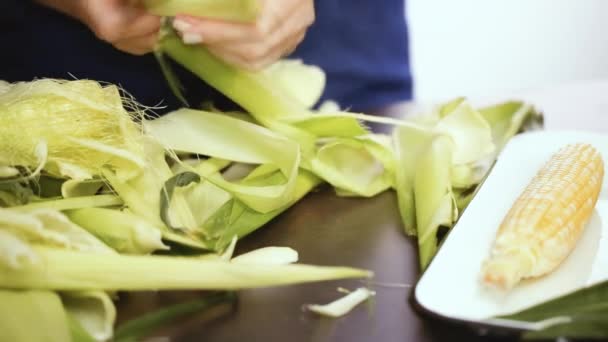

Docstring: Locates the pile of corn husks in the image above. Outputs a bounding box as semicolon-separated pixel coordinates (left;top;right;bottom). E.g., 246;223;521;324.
0;7;542;340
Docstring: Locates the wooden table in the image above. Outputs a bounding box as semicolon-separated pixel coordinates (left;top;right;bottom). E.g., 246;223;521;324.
116;81;608;342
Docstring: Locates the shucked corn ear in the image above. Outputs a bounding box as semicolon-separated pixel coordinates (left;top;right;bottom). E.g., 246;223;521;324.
482;143;604;290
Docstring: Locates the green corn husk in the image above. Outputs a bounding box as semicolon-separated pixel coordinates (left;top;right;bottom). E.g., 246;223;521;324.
1;247;371;291
499;280;608;340
264;59;326;109
434;100;494;165
66;208;169;254
0;208;116;256
145;108;301;213
67;313;97;342
157;29;310;119
306;287;376;318
0;79;145;180
0;229;38;268
286;113;370;138
311;136;394;197
414;135;457;269
61;291;116;342
231;246;299;265
479;101;540;153
148;4;545;277
0;290;72;342
155;27;320;157
11;194;123;212
393;124;436;235
157;31;312;120
100;138;213;249
163;174;231;235
101;139;171;229
144;0;260;22
203;169;322;250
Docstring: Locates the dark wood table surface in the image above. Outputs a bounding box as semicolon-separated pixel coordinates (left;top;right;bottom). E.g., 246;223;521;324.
117;188;517;342
116;81;608;341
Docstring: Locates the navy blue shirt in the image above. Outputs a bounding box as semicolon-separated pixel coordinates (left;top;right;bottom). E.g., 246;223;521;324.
292;0;412;112
1;1;412;113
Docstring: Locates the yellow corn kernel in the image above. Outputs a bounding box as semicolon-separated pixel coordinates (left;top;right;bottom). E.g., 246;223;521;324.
482;143;604;290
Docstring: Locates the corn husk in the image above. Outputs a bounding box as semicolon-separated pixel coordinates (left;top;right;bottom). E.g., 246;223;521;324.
1;246;371;291
0;290;72;342
0;79;145;180
144;0;260;22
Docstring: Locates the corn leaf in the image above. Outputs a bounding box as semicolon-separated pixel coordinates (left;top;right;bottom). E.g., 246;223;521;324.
231;246;298;265
157;30;312;121
453;187;476;213
160;171;201;230
161;159;230;233
2;246;371;291
103;162;210;250
479;101;543;153
434;100;494;165
499;280;608;339
0;230;38;268
0;290;71;342
10;194;123;212
393;124;436;235
220;236;239;260
145;108;301;213
144;0;260;22
414;136;457;269
156;27;321;157
306;287;376;318
165;175;232;236
155;46;189;106
66;208;169;254
62;291;116;342
101;139;170;228
437;97;467;118
67;313;97;342
449;159;495;189
263;59;326;109
101;139;211;249
0;208;116;255
311;136;394;197
169;176;233;233
204;170;321;250
287;113;370;138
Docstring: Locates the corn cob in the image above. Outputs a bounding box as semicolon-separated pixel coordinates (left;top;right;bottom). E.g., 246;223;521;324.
482;143;604;290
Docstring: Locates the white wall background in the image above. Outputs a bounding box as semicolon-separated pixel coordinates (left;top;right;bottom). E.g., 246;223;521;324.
407;0;608;102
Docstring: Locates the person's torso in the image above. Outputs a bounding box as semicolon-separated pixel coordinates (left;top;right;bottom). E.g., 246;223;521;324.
0;1;412;113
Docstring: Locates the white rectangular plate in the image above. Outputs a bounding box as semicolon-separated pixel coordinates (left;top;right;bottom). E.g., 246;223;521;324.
415;130;608;326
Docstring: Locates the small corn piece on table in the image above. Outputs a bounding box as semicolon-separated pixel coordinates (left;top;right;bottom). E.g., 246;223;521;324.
482;143;604;290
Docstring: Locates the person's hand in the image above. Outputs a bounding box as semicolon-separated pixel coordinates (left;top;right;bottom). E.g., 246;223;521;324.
36;0;161;55
172;0;315;71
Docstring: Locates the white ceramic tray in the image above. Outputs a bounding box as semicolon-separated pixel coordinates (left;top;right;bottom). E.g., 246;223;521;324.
414;130;608;329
